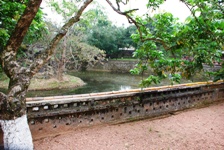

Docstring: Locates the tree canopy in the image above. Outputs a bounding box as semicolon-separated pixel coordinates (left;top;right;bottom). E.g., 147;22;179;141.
121;0;224;86
0;0;46;49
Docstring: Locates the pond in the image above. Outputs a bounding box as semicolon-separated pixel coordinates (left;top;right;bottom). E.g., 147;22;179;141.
26;71;206;97
27;71;142;97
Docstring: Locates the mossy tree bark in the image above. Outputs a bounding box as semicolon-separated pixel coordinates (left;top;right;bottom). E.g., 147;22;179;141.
0;0;93;149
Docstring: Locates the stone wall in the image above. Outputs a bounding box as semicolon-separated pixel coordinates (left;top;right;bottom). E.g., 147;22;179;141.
0;82;223;144
87;60;138;73
203;64;221;72
25;81;224;140
89;60;222;74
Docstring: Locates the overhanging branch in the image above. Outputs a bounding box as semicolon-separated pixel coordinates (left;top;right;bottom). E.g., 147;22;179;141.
0;0;42;78
4;0;42;54
105;0;170;50
29;0;93;75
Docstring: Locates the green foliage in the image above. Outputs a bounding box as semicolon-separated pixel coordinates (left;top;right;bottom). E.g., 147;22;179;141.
123;25;138;48
87;23;122;57
147;0;164;10
86;15;137;58
0;0;25;47
49;0;79;20
82;8;118;57
48;1;137;59
140;75;161;87
0;0;46;51
131;0;224;87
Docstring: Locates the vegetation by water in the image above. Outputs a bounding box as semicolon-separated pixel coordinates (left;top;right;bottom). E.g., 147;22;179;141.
25;71;208;97
0;1;222;149
0;73;85;91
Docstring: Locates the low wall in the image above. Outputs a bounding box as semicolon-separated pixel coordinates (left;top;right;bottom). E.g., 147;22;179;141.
25;81;224;139
88;60;220;73
203;64;221;72
87;60;138;73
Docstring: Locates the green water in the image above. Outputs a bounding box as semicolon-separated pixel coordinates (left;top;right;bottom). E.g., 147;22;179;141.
0;71;207;97
25;71;207;97
26;71;142;97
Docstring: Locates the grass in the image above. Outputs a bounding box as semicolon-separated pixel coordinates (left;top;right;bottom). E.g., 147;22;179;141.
0;74;85;91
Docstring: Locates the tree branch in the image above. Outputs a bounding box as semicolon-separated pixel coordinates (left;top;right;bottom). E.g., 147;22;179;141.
29;0;93;75
4;0;42;54
0;0;42;78
105;0;170;50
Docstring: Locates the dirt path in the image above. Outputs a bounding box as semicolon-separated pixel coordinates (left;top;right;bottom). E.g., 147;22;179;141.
34;102;224;150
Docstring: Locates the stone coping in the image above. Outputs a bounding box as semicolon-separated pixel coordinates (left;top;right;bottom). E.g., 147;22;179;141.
26;81;223;103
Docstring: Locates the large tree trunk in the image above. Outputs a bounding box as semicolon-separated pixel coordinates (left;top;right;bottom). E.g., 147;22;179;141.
0;73;33;149
0;115;33;150
0;0;93;149
0;0;42;149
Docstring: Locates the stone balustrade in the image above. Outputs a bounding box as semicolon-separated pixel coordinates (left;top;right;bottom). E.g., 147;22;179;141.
25;81;224;140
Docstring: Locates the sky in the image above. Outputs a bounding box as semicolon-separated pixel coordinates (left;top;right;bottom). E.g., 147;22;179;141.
99;0;191;26
41;0;191;26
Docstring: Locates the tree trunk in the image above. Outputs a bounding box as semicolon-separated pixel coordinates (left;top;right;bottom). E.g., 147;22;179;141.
57;37;67;81
0;0;93;149
0;115;33;150
0;73;33;149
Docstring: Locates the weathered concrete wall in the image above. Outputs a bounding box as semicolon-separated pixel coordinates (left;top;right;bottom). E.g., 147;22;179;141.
89;60;220;73
203;64;221;72
25;81;224;140
87;60;138;73
0;82;223;145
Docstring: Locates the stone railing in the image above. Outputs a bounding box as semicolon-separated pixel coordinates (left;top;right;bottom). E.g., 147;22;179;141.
25;81;224;139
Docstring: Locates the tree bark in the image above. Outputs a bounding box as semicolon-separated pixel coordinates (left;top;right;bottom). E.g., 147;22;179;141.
57;37;67;81
0;0;93;149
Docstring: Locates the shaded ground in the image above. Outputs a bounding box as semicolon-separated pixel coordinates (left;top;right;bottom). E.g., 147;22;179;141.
34;102;224;150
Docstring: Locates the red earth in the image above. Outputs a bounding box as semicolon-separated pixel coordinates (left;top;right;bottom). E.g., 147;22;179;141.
34;102;224;150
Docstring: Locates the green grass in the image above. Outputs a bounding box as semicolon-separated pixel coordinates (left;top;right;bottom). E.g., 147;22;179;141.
0;74;85;91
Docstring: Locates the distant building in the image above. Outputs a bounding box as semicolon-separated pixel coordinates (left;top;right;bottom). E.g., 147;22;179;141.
118;47;135;51
117;47;135;58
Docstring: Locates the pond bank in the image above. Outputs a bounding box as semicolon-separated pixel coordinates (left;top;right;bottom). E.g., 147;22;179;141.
87;59;141;73
0;74;85;91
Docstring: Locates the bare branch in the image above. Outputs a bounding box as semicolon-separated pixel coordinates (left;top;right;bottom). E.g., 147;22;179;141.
124;9;139;14
106;0;138;15
106;0;170;50
29;0;93;75
116;0;121;10
181;1;202;26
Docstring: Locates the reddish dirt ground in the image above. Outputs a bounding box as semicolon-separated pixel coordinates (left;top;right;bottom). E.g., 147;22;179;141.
34;102;224;150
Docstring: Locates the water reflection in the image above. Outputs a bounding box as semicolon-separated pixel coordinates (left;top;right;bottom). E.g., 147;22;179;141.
119;85;132;91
